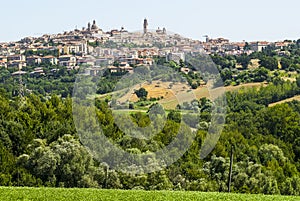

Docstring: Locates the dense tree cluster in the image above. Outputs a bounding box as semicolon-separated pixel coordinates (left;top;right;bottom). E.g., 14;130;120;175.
0;78;299;195
0;65;76;98
209;45;300;86
1;45;300;195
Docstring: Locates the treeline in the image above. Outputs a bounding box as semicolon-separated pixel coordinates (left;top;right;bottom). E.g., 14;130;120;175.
211;44;300;86
0;78;300;195
0;66;77;98
1;49;298;98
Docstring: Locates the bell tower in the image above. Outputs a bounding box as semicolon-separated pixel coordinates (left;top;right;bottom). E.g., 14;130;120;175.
143;18;148;34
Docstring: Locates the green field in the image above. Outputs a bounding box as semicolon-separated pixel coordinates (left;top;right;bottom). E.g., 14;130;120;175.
0;187;299;201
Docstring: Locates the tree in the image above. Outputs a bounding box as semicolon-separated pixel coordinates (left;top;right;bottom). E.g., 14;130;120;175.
18;135;98;188
253;67;269;82
258;144;286;166
280;57;292;69
135;88;148;100
220;68;233;81
236;54;251;69
259;56;278;70
179;59;185;68
244;42;251;50
296;76;300;88
167;110;181;123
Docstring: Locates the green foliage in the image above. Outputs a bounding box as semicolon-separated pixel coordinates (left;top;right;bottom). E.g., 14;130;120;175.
236;54;251;69
18;135;99;188
297;77;300;88
259;56;278;71
0;187;300;201
281;57;292;69
0;80;300;194
135;88;148;100
0;66;77;98
0;52;300;195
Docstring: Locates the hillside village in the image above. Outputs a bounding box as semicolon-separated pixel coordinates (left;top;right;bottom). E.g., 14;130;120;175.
0;19;294;77
1;16;300;198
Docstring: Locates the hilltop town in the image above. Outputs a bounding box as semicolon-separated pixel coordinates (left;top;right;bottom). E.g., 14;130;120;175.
0;19;294;77
2;0;300;198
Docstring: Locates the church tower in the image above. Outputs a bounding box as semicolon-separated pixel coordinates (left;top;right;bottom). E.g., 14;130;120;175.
143;18;148;34
91;20;98;30
163;27;166;34
87;22;91;31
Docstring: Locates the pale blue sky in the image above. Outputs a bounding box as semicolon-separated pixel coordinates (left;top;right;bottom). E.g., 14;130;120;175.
1;0;299;42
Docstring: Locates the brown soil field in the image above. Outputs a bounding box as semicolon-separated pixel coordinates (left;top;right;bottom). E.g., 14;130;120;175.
248;59;260;69
113;81;267;110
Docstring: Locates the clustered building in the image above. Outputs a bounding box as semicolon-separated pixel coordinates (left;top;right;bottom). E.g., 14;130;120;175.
0;19;293;75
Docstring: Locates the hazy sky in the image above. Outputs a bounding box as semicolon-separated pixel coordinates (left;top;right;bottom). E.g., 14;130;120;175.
1;0;299;42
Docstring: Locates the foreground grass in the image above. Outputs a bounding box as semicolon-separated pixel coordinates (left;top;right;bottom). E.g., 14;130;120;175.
0;187;299;201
